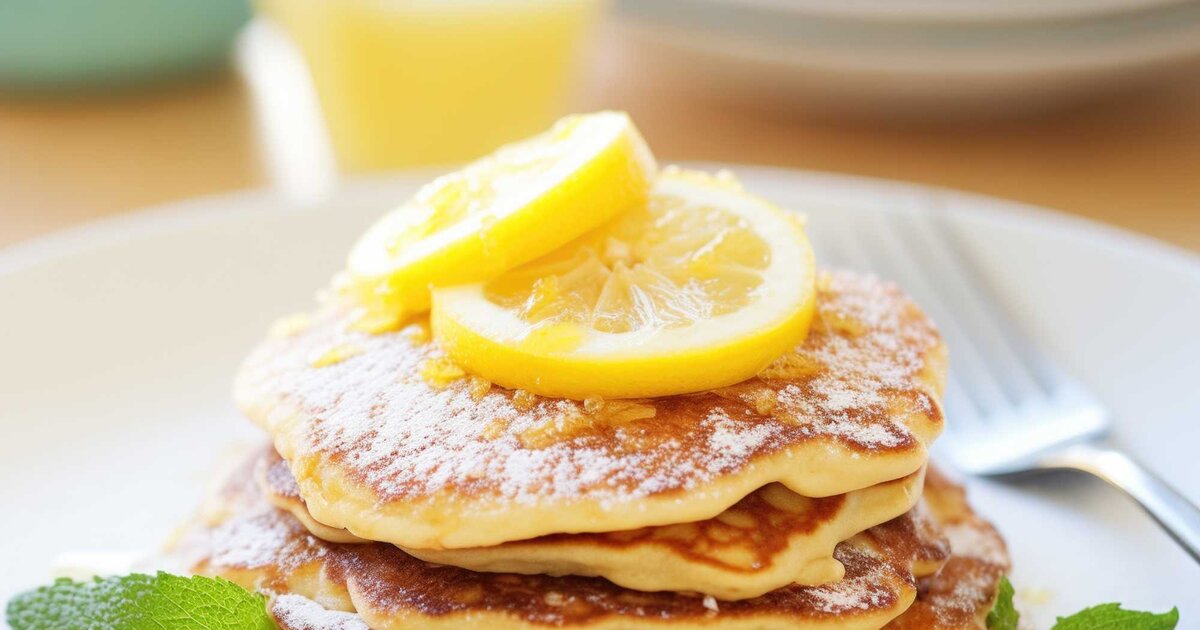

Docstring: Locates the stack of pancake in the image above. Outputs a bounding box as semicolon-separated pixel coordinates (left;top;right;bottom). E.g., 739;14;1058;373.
169;269;1012;629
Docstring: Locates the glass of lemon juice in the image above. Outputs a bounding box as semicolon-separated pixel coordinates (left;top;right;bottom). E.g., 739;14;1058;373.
258;0;604;171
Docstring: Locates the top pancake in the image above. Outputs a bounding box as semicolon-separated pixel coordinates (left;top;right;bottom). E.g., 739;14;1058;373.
235;269;945;549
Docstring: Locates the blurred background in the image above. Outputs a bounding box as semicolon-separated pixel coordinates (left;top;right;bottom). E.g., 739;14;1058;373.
1;0;1198;251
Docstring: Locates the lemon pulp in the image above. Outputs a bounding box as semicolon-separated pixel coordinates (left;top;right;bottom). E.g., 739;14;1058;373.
485;182;770;335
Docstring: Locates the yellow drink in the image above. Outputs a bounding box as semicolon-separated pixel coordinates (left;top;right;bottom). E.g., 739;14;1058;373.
259;0;603;171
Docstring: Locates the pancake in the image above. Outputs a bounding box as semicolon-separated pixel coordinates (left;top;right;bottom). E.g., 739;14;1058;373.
235;270;946;549
260;468;1008;630
257;447;927;599
172;455;953;630
886;470;1011;630
256;448;369;545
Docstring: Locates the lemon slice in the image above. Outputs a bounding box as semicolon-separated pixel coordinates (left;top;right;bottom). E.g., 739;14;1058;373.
431;168;817;399
347;111;656;318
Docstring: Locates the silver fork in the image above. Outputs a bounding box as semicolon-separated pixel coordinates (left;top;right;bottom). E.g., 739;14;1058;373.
814;196;1200;564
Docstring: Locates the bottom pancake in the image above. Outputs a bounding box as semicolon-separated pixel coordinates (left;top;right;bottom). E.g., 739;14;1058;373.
168;457;1008;629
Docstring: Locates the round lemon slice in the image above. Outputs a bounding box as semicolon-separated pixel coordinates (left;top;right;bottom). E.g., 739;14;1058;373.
348;111;656;318
431;168;817;399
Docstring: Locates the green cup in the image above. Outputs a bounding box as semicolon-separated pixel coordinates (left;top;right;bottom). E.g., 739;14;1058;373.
0;0;251;90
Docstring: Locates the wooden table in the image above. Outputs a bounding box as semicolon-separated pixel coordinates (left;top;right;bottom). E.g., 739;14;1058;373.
2;22;1198;253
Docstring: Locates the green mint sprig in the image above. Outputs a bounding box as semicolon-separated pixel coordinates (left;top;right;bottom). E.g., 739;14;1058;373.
986;576;1020;630
5;572;275;630
986;575;1179;630
1051;603;1179;630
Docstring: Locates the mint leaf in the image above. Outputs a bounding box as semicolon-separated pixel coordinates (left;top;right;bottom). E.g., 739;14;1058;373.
986;576;1020;630
6;572;275;630
1052;603;1179;630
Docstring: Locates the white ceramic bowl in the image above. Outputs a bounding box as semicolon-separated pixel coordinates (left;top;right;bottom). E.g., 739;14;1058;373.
616;0;1200;118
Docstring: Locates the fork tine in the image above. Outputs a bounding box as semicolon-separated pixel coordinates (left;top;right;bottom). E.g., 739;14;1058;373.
922;206;1066;392
886;210;1048;403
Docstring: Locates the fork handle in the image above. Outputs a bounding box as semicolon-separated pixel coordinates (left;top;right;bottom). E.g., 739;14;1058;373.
1036;442;1200;564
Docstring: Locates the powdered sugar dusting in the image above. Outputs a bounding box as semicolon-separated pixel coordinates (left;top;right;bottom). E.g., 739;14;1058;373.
704;407;784;474
764;271;942;450
943;521;1008;566
263;456;301;498
272;594;368;630
209;512;289;568
804;578;892;613
888;466;1011;629
198;471;331;576
889;532;1009;628
208;509;327;571
236;270;941;506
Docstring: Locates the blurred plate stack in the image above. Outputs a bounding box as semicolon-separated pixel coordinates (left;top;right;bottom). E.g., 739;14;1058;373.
616;0;1200;118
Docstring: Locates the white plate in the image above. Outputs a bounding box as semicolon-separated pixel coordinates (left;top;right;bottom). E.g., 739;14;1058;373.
1;166;1197;626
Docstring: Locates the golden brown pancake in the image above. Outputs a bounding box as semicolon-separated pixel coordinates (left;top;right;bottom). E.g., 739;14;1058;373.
235;270;946;549
887;470;1011;630
261;468;1009;630
169;452;965;630
256;450;368;545
257;447;927;599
